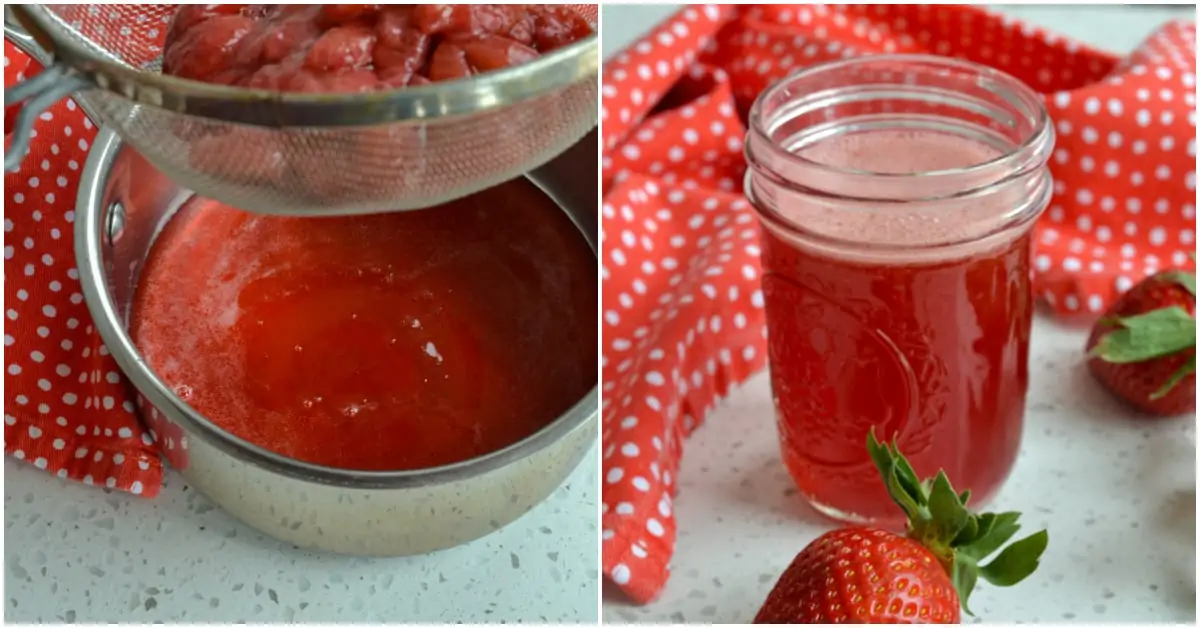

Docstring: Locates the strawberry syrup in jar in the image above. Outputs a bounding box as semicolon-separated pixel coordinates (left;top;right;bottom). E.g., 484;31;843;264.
744;56;1054;524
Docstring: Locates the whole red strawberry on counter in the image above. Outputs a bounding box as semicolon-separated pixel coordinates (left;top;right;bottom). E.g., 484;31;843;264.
1086;269;1196;416
755;431;1048;624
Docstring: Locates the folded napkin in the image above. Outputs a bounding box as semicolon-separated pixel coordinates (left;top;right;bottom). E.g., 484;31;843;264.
600;4;1196;603
5;40;162;496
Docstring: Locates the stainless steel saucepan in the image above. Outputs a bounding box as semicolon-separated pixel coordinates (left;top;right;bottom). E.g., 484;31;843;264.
74;128;599;556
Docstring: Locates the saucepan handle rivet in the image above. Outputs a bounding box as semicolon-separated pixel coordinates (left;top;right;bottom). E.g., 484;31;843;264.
105;202;126;247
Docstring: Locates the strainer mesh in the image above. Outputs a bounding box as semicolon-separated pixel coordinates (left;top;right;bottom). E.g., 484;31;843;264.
35;4;598;215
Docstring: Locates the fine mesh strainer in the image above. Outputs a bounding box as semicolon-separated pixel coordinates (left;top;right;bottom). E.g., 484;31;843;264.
4;4;598;216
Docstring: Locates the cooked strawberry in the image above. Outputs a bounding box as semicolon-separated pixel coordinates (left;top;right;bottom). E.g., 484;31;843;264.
463;35;539;73
303;26;376;72
427;42;473;82
373;6;432;84
166;4;253;46
530;5;594;51
1086;269;1196;416
755;431;1048;624
162;15;256;81
413;4;527;37
318;4;380;27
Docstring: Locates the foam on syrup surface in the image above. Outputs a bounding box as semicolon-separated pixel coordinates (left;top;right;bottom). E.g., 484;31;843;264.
130;180;597;471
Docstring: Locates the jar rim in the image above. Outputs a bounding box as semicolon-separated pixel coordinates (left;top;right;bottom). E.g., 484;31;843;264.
743;54;1056;259
745;54;1053;194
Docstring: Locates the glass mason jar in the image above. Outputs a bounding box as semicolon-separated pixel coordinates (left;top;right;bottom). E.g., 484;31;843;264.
743;55;1054;524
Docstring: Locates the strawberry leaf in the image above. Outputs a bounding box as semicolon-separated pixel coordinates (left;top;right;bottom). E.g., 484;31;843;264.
866;435;1049;614
1159;270;1196;296
867;430;923;520
955;511;994;547
1151;354;1196;400
1089;306;1196;364
952;512;980;547
927;472;971;543
891;440;924;495
978;530;1049;587
951;556;979;617
957;511;1021;561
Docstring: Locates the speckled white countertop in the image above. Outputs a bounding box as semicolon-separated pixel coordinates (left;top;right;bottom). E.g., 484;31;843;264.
601;4;1197;624
5;446;598;622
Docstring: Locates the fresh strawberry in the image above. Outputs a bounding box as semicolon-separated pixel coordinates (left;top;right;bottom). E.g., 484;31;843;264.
1086;269;1196;416
755;431;1048;624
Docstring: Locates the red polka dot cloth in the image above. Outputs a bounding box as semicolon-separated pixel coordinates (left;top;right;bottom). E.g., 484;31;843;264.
600;4;1196;603
5;40;163;497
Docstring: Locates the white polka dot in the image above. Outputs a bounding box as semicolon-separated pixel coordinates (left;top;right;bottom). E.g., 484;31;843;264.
1150;227;1167;246
611;564;631;585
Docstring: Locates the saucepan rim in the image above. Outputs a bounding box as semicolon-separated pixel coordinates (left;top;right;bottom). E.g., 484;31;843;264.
75;129;599;489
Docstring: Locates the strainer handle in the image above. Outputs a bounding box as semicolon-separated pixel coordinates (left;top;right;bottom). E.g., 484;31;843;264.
4;63;91;172
5;10;93;172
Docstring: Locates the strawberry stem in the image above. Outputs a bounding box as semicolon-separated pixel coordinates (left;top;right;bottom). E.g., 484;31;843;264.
866;429;1049;616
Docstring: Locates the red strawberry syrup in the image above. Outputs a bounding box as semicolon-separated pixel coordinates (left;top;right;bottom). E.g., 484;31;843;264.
130;179;596;470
